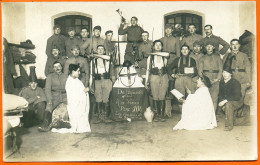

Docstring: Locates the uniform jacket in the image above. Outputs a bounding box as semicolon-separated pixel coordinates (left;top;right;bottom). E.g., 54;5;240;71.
104;39;116;55
160;35;180;57
138;40;153;59
65;37;81;57
190;52;204;66
45;72;67;103
46;34;67;57
181;33;203;50
118;24;144;42
198;53;223;82
200;34;230;55
20;86;46;105
80;36;105;55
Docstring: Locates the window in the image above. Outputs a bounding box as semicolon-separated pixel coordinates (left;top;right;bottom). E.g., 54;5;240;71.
165;13;203;35
54;15;92;37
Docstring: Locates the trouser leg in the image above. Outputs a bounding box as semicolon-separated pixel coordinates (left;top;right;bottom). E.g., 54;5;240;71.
160;100;166;122
38;111;52;132
153;100;159;122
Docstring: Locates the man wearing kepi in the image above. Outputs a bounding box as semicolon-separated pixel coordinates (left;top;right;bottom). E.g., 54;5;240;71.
200;24;230;56
218;59;243;131
38;61;67;132
224;39;251;102
46;25;66;58
118;16;144;63
90;45;115;123
64;45;90;87
198;40;223;111
145;40;169;122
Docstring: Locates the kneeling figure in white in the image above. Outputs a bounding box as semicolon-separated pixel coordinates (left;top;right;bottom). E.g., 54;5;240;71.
173;75;217;130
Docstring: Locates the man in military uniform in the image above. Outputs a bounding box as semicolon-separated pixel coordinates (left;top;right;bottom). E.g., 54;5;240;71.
80;26;105;56
20;75;46;127
198;41;223;111
168;44;197;95
224;39;251;101
181;24;203;51
200;25;230;56
78;27;90;57
46;25;66;58
64;45;90;87
65;27;81;58
160;24;180;64
38;61;67;132
104;30;116;60
118;16;144;63
44;45;67;76
90;45;115;123
190;40;204;66
138;31;153;78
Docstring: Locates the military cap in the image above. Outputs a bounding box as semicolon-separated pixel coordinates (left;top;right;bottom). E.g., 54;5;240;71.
105;30;113;36
93;25;101;31
67;27;75;32
193;40;202;47
52;45;60;50
204;40;215;47
71;45;80;50
53;25;61;30
165;24;173;29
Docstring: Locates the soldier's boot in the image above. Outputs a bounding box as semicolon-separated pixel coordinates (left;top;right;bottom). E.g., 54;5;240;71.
38;111;52;132
152;100;159;122
156;100;162;121
94;102;102;124
160;100;166;122
103;102;113;123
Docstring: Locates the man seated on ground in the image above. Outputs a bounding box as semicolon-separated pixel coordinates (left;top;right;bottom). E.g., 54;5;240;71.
218;60;243;131
20;74;46;127
38;61;67;132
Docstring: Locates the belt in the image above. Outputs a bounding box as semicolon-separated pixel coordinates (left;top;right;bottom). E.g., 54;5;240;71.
52;90;66;93
203;70;219;73
232;69;245;72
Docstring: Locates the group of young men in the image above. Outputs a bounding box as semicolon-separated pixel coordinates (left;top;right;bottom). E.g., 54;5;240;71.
19;16;252;131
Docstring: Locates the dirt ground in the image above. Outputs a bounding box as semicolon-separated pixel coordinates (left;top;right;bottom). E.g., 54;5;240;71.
4;111;257;162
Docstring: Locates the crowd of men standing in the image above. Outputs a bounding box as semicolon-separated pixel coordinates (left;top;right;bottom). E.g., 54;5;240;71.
19;16;251;132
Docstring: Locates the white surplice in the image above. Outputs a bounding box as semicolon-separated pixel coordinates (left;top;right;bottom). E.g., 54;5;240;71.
173;87;217;130
53;76;91;133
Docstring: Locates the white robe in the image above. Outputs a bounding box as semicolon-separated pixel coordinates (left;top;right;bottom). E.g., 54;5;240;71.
52;76;91;133
173;87;217;130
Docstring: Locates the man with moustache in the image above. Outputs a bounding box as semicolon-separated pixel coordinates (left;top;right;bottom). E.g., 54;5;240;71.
200;24;230;56
38;61;67;132
44;45;67;76
46;25;66;57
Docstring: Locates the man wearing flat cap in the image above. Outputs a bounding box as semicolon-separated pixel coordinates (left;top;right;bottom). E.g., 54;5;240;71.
218;58;243;131
181;24;203;51
46;24;66;58
44;45;67;76
65;27;81;58
80;25;105;56
200;24;230;56
119;16;144;63
198;40;223;112
64;44;90;87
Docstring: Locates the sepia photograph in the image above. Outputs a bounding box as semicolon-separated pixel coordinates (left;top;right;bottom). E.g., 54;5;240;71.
2;1;257;162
